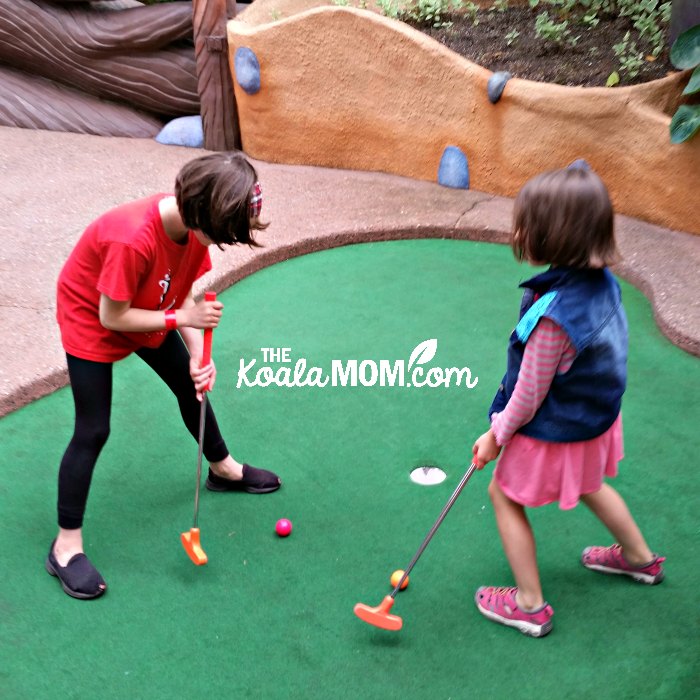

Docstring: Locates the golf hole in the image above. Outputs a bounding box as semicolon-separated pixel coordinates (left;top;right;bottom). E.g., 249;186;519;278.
410;465;447;486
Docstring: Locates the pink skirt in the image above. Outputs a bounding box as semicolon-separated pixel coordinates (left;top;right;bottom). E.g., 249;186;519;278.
494;414;623;510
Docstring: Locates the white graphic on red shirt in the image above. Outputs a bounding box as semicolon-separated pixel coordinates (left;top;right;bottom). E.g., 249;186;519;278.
158;271;171;309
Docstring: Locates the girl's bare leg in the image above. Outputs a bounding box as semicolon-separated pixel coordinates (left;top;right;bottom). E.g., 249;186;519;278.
581;483;653;565
489;477;544;610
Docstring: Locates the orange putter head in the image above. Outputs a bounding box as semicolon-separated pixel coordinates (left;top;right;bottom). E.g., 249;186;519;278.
353;596;403;631
181;527;208;566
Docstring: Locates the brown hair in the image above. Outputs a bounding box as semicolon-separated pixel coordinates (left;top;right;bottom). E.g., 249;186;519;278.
175;151;268;248
512;167;619;268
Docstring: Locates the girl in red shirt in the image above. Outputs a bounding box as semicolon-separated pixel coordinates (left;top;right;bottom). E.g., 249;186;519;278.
49;152;281;599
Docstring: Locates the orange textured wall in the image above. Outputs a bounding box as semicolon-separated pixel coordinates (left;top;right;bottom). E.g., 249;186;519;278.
228;4;700;234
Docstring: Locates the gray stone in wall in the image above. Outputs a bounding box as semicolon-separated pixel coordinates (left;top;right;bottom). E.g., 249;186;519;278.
487;71;512;104
155;115;204;148
235;47;261;95
438;146;470;189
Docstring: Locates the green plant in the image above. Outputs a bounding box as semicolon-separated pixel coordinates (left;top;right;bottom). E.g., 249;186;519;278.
378;0;402;18
669;24;700;143
411;0;445;26
505;28;520;45
606;70;621;86
582;11;600;27
532;0;672;64
605;1;671;57
463;1;480;25
534;11;571;43
613;31;645;76
544;0;578;12
406;0;458;27
630;0;671;57
393;0;674;85
377;0;462;27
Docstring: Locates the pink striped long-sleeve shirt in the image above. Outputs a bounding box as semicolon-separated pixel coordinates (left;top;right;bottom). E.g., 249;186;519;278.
491;317;576;445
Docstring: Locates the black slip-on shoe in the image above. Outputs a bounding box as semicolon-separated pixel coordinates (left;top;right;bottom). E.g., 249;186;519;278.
205;463;281;494
45;541;107;600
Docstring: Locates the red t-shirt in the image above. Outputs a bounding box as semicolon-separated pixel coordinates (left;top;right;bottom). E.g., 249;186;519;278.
57;194;212;362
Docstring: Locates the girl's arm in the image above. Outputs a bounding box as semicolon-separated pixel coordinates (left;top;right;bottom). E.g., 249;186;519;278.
490;317;574;445
473;318;574;468
99;290;222;399
98;292;222;333
177;290;207;358
176;290;221;400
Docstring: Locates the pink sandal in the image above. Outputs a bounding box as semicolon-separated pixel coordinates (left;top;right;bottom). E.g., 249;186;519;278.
581;544;665;584
474;586;554;637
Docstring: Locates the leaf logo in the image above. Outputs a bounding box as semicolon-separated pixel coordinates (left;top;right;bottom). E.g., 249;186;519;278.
408;339;437;371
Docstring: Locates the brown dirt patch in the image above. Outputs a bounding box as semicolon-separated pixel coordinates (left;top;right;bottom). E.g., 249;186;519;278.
408;6;676;87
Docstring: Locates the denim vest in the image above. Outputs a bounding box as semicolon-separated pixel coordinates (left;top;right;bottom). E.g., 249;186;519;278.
489;266;628;442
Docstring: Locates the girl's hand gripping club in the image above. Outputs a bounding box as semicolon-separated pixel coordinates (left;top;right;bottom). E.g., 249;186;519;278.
181;291;217;566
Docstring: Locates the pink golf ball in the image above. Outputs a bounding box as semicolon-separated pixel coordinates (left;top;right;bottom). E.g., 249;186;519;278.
275;518;293;537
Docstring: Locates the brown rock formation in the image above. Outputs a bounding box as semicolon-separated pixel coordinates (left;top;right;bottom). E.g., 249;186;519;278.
0;64;164;137
0;0;199;135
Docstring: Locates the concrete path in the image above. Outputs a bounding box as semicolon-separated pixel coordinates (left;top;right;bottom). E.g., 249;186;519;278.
1;126;698;417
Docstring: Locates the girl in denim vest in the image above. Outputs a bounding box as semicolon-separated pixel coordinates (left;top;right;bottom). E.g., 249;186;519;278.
471;166;664;637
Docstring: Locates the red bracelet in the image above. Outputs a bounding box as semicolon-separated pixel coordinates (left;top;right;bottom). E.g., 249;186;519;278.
164;309;177;331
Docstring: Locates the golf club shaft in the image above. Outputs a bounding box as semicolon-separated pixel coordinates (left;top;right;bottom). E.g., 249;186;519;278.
391;463;477;597
192;293;216;528
193;393;207;528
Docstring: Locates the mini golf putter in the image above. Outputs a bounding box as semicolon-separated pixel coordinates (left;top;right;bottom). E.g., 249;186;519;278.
354;463;478;631
181;527;207;566
354;595;404;631
181;291;217;566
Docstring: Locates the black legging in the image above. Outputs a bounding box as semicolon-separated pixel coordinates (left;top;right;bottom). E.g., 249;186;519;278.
57;331;229;529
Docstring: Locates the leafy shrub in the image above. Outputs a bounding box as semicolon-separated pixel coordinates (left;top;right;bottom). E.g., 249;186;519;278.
613;30;645;76
669;23;700;143
534;10;572;43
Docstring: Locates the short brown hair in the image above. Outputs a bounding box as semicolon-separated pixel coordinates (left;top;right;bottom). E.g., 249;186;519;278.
512;167;619;268
175;151;267;248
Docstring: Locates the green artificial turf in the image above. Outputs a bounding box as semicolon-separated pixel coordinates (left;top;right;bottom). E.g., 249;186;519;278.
1;239;697;699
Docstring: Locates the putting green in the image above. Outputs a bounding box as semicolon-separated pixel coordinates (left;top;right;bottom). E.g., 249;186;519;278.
1;239;697;699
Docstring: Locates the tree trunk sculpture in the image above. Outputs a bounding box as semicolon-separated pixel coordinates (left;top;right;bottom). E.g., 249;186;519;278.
192;0;240;150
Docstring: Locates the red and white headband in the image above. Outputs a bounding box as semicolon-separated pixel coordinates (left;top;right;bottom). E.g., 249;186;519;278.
249;181;263;219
